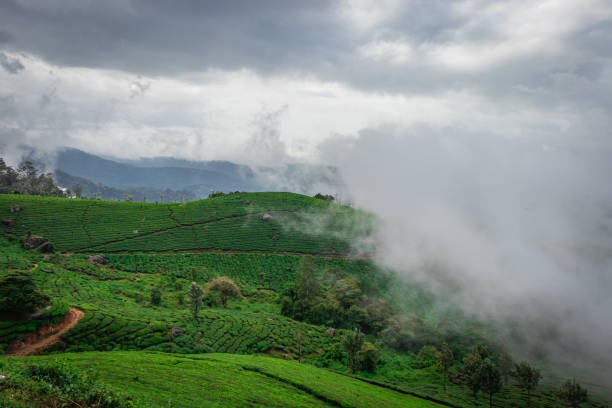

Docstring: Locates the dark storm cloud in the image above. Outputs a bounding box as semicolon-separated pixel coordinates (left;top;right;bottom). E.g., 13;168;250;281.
0;0;346;76
1;0;610;102
0;0;607;101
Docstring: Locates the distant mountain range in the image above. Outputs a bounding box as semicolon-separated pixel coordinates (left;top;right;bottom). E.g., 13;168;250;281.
54;148;341;202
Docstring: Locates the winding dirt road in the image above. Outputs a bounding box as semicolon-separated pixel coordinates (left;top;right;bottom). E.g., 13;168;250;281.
6;308;84;356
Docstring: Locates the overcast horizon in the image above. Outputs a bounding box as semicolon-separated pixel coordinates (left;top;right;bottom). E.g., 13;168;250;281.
0;0;610;166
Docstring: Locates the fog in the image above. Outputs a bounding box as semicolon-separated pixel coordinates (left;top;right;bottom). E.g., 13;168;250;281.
321;127;612;385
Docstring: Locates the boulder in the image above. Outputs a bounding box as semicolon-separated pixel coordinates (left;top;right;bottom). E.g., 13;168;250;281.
88;255;108;265
261;213;273;221
22;236;49;250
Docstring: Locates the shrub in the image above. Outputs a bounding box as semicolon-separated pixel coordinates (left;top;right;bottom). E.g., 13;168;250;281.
558;379;588;408
1;362;133;407
0;272;50;318
358;342;380;373
150;287;162;306
343;328;364;372
188;282;204;321
206;276;241;308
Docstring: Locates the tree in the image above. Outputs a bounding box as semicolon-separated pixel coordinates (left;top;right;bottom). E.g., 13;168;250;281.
0;158;18;193
295;257;321;302
188;282;203;321
479;358;502;408
514;362;541;408
462;344;490;396
206;276;241;308
0;158;63;197
0;273;50;318
314;193;334;201
499;348;513;385
437;342;454;391
558;379;588;408
331;277;361;309
358;342;380;373
281;257;323;321
150;286;162;306
343;328;364;372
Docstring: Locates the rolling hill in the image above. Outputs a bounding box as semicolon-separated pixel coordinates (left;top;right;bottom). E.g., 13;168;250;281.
0;192;608;407
3;352;448;408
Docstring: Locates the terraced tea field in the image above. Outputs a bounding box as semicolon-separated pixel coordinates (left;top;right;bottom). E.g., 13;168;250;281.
2;351;448;407
0;192;371;254
1;194;609;408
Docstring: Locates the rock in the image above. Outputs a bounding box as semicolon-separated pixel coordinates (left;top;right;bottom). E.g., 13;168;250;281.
42;268;53;274
88;255;108;265
261;213;273;221
22;236;49;250
1;219;16;227
10;204;21;213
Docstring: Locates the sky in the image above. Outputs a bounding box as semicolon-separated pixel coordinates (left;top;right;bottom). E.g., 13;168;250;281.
2;0;612;386
1;0;610;164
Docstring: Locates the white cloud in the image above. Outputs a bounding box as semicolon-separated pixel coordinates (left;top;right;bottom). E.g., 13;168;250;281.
337;0;402;31
423;0;612;71
359;38;413;64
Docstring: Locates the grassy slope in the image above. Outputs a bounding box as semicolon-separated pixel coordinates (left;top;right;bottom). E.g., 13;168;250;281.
2;352;447;407
0;194;609;407
0;192;369;254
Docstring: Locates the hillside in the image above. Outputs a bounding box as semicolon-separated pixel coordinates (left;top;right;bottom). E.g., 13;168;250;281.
55;170;199;202
0;192;370;254
2;352;446;407
0;193;609;407
56;148;258;193
54;148;343;199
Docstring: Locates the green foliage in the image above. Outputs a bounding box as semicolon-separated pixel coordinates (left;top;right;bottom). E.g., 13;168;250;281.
281;260;391;334
208;191;226;198
461;343;490;396
0;360;132;407
188;282;204;321
205;276;241;308
514;361;541;407
0;158;65;197
358;341;380;373
2;352;446;408
0;192;366;254
558;379;588;408
437;342;454;391
0;194;607;408
478;358;502;408
150;286;162;306
0;272;50;317
313;193;334;201
343;328;365;372
498;347;513;385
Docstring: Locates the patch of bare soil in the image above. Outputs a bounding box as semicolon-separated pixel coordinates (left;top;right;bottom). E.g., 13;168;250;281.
6;308;84;356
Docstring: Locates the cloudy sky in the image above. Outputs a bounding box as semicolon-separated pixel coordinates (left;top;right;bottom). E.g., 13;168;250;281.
2;0;612;382
0;0;610;164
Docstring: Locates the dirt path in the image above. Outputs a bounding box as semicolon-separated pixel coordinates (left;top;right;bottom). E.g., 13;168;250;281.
6;308;84;356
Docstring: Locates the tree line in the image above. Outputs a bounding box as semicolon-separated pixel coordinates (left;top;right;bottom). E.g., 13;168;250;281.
0;158;64;197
